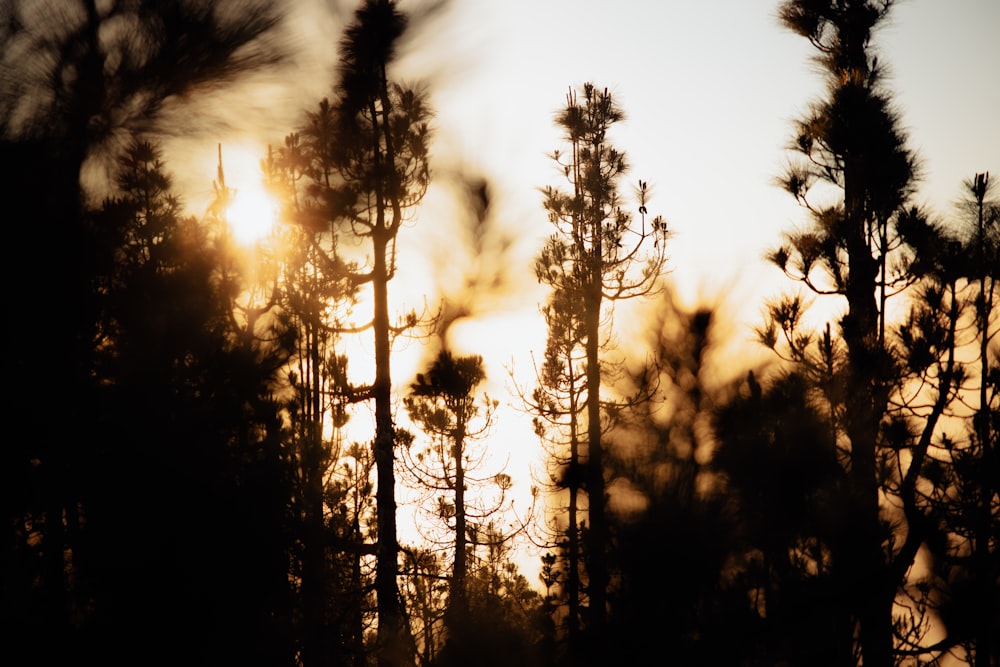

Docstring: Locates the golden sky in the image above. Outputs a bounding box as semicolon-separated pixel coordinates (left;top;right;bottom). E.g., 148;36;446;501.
178;0;999;317
164;0;1000;581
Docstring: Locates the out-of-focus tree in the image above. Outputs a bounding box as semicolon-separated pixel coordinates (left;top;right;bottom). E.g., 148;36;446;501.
0;2;286;657
602;294;755;666
1;0;285;408
713;369;853;664
75;139;293;662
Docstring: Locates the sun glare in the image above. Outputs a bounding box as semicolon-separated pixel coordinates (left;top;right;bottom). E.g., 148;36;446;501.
227;185;279;245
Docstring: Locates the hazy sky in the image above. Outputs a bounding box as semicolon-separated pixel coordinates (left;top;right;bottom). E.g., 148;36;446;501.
407;0;1000;306
165;0;999;577
177;0;1000;328
382;0;1000;424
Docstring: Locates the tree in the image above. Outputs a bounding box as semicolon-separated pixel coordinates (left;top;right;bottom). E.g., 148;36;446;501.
769;2;975;664
282;2;433;664
400;548;449;667
2;0;284;420
259;131;368;666
1;2;285;657
914;174;1000;667
532;82;668;661
603;294;758;666
84;139;294;662
714;369;855;664
402;350;541;667
524;283;587;649
434;521;546;667
960;171;1000;667
404;351;502;622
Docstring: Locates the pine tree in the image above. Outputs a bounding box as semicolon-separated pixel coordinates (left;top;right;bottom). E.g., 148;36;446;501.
606;298;753;666
533;83;668;662
404;351;501;624
259;133;366;665
1;2;285;656
962;172;1000;667
770;2;977;664
278;3;433;664
914;174;1000;666
526;283;587;648
84;139;295;661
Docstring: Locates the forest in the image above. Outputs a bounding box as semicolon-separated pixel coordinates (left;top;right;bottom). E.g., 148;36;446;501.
1;1;996;666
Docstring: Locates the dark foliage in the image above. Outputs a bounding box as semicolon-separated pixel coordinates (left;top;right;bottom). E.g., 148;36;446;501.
1;2;290;662
714;372;856;665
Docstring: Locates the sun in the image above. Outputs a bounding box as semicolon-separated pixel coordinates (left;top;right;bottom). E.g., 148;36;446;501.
227;185;279;245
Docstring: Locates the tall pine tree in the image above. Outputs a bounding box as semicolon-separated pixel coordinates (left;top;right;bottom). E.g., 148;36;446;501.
533;83;668;663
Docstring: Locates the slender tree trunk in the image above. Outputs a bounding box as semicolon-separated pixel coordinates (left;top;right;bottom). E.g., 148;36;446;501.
584;254;608;654
372;228;407;667
567;400;581;651
301;323;329;667
301;425;328;666
451;428;467;618
973;181;996;667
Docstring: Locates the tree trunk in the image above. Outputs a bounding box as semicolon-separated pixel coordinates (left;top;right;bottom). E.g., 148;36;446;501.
567;400;582;651
843;167;894;667
372;229;407;667
584;257;608;654
451;427;467;618
301;323;330;667
973;182;997;667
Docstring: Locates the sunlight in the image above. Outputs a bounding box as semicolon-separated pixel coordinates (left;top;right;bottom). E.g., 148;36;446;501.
227;185;279;245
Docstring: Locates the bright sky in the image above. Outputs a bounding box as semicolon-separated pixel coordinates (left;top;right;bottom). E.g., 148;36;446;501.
408;0;1000;306
167;0;1000;581
177;0;1000;323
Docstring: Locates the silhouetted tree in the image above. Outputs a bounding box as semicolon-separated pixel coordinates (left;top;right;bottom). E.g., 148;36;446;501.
404;351;501;623
959;171;1000;667
434;521;545;667
532;82;668;661
913;174;1000;667
602;295;756;666
524;282;587;650
259;131;371;665
331;441;381;667
770;2;982;664
82;139;294;662
335;5;432;660
400;548;449;667
275;2;433;664
1;2;285;658
714;370;854;665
